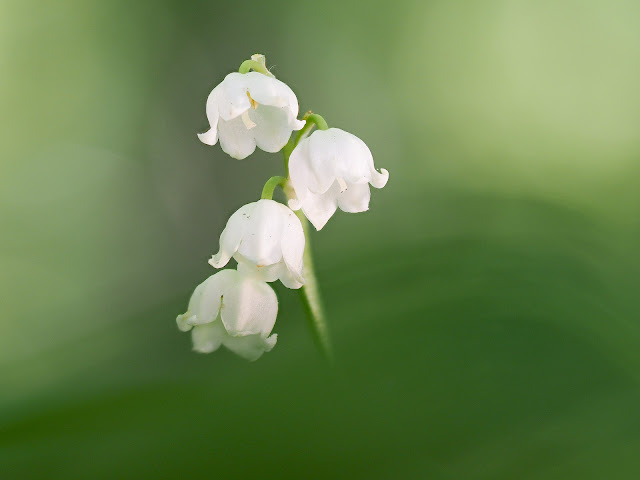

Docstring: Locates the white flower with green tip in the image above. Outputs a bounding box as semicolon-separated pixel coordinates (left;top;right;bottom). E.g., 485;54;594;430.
198;71;305;159
288;128;389;230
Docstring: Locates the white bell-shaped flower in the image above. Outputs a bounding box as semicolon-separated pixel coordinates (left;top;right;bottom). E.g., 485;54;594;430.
288;128;389;230
198;71;305;159
176;269;278;361
209;199;305;289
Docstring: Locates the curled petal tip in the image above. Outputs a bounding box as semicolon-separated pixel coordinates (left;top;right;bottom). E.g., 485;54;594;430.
176;314;193;332
265;333;278;350
371;168;389;189
198;129;218;146
292;118;306;130
208;253;226;269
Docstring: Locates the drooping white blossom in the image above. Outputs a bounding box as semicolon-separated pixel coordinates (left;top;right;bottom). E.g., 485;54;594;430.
287;128;389;230
198;71;305;159
176;269;278;361
209;199;305;289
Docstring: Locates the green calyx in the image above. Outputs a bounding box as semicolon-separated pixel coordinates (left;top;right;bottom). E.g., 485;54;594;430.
238;54;271;75
303;113;329;131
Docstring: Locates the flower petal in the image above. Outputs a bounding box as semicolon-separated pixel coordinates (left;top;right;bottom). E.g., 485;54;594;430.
236;259;281;284
370;167;389;189
197;128;218;146
289;116;306;131
244;72;293;109
210;203;255;268
197;85;221;145
191;321;226;353
307;131;341;194
280;206;305;287
222;332;277;361
332;130;373;183
216;72;252;121
176;280;206;331
288;138;317;208
217;116;258;160
337;182;371;213
220;275;278;337
236;200;285;266
191;270;236;325
278;269;304;290
301;190;338;231
249;106;295;153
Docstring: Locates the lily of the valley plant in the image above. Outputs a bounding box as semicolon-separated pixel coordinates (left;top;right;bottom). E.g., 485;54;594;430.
177;54;389;361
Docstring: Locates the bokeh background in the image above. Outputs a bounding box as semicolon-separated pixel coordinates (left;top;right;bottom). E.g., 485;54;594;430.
2;0;640;478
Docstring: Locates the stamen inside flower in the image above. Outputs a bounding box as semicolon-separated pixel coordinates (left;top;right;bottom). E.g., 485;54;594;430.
336;177;348;192
246;91;259;110
241;91;259;129
241;110;256;129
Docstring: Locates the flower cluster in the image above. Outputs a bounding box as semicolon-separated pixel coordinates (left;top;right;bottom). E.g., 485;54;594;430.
177;54;389;360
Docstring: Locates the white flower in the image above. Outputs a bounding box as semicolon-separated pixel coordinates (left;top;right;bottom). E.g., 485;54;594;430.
287;128;389;230
198;72;305;159
176;269;278;361
209;199;305;289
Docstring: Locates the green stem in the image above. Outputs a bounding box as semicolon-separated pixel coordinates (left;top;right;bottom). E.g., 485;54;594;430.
261;176;287;200
282;138;295;178
238;59;270;75
293;122;315;146
293;114;329;146
295;210;333;361
282;113;330;175
280;114;333;360
295;114;329;145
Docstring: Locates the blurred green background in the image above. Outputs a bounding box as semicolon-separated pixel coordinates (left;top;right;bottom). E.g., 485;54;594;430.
2;0;640;478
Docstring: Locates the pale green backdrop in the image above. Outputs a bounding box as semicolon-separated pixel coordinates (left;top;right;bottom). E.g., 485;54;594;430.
2;0;640;478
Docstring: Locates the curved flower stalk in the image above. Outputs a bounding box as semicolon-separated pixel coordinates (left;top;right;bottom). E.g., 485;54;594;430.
198;70;305;159
209;199;306;289
177;269;278;361
179;54;390;361
288;128;389;230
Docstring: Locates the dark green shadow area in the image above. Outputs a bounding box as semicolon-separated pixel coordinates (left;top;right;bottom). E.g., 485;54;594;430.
3;193;640;479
